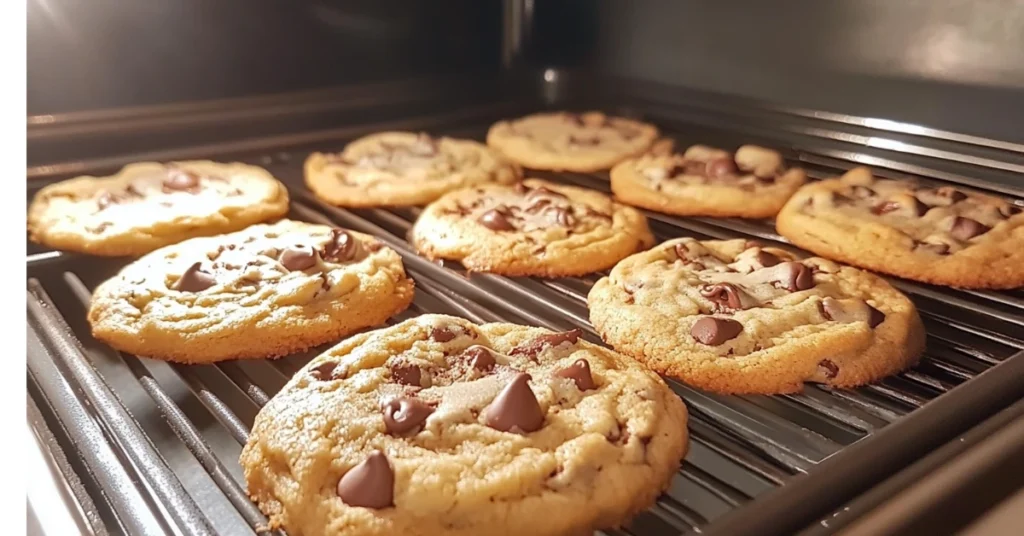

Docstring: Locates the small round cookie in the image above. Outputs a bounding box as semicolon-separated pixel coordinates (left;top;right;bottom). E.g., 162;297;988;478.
241;314;688;536
88;220;414;363
487;111;659;172
410;179;655;277
776;167;1024;289
28;160;289;257
588;238;925;394
305;132;521;208
611;144;807;219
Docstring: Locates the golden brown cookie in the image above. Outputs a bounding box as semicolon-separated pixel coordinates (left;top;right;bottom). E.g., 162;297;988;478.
241;314;688;536
28;160;289;257
88;220;414;363
588;238;925;394
487;111;659;172
305;132;521;208
776;167;1024;289
611;144;807;218
410;179;655;277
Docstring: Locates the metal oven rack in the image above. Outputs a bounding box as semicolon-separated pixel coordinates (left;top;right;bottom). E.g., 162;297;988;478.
26;73;1024;536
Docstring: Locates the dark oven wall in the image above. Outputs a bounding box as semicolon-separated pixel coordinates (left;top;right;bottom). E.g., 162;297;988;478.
27;0;502;115
527;0;1024;143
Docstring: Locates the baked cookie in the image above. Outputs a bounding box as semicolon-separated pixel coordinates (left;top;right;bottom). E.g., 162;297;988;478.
776;167;1024;289
588;238;925;394
88;220;414;363
241;314;688;536
305;132;521;208
28;160;289;257
487;111;659;172
611;144;807;218
410;179;655;277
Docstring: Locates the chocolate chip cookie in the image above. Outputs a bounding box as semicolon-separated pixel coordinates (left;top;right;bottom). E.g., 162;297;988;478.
611;144;807;218
88;220;414;363
776;167;1024;289
410;179;655;277
305;132;521;208
487;111;659;172
588;238;925;394
28;160;289;257
240;314;688;536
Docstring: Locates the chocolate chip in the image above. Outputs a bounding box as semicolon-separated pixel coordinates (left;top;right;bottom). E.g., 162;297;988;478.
510;329;582;358
525;186;568;200
674;243;691;262
554;208;575;227
818;359;840;379
820;299;838;321
771;262;815;292
705;158;738;179
867;304;885;328
463;346;496;372
279;246;319;271
554;359;596;391
478;208;515;231
174;262;216;292
382;397;434;435
691;317;743;345
916;241;950;255
337;451;394;509
390;363;422;386
871;201;900;215
310;361;338;381
910;197;929;216
429;326;458;343
96;191;119;209
936;187;967;203
1000;205;1023;218
322;229;358;262
850;185;876;198
484;373;544;433
950;216;991;240
162;168;202;192
700;283;746;312
569;135;601;146
755;250;781;268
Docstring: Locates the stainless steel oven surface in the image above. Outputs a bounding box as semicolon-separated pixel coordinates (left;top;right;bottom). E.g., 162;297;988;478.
26;2;1024;536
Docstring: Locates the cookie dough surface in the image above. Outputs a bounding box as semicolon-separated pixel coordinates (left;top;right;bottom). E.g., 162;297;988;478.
588;238;925;394
487;111;659;172
241;314;688;536
611;144;806;218
775;167;1024;289
88;220;414;363
305;132;521;208
410;179;654;277
28;160;289;256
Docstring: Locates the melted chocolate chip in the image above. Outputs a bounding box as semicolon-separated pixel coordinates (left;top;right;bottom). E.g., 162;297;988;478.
916;241;950;255
382;396;435;435
705;158;738;179
554;359;596;391
674;243;691;262
510;329;581;358
163;168;202;192
322;229;357;262
691;317;743;346
525;186;568;200
484;373;544;433
478;208;515;231
390;363;422;386
310;361;338;381
429;326;458;343
700;283;746;312
818;359;840;380
820;299;838;321
755;250;781;268
935;187;967;203
910;197;930;216
950;217;991;240
279;246;319;271
463;346;496;372
867;304;885;328
337;451;394;509
771;262;815;292
554;208;575;227
1000;205;1023;218
174;262;216;292
871;201;900;215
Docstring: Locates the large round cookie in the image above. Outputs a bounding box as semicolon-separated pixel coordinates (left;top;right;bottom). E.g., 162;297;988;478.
28;160;289;257
305;132;521;208
487;111;659;172
611;144;807;219
588;238;925;394
241;314;688;536
776;167;1024;289
88;220;414;363
410;179;655;277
